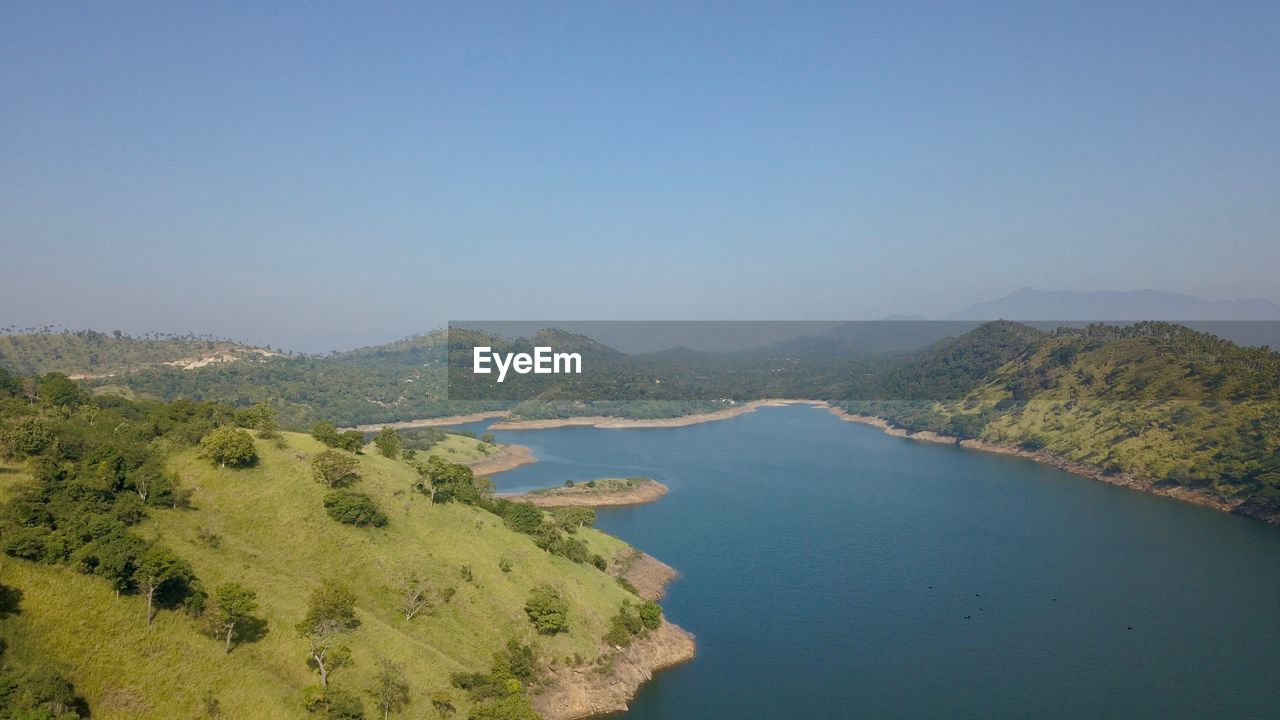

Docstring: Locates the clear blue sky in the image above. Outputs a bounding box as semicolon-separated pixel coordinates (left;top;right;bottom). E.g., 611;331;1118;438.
2;1;1277;351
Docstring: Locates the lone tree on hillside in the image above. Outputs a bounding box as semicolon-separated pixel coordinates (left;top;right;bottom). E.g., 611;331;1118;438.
133;543;196;625
312;450;360;488
338;430;365;453
524;585;569;635
311;421;340;447
241;402;279;439
374;427;402;459
297;580;360;689
399;573;434;621
210;582;265;654
198;427;257;468
372;659;411;720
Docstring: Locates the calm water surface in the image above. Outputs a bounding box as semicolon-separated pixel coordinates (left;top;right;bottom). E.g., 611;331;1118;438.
478;406;1280;719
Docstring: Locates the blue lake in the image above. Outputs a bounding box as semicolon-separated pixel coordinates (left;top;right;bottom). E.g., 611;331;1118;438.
477;405;1280;719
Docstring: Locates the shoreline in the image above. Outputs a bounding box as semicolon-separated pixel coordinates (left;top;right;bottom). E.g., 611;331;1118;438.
464;442;537;475
534;620;696;720
820;404;1280;526
501;478;669;507
535;550;691;720
491;399;828;430
343;410;510;432
351;400;1278;525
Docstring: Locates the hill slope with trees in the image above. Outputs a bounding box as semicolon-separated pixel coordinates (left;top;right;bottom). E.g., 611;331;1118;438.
0;370;680;719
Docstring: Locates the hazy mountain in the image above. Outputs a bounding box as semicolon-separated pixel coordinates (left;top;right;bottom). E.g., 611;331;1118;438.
946;288;1280;321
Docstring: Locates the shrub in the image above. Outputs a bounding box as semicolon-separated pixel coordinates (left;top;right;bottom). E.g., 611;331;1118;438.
310;421;340;447
524;585;569;635
311;450;359;488
323;491;387;527
503;502;543;535
638;600;663;630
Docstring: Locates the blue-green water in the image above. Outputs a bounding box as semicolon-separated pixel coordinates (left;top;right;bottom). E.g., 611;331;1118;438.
480;406;1280;719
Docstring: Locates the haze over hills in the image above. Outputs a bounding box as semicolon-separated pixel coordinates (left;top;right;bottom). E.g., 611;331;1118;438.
945;288;1280;321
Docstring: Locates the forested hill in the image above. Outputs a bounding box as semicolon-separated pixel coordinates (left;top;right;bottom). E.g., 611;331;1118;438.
38;331;497;429
854;322;1280;521
5;323;1279;523
0;330;280;378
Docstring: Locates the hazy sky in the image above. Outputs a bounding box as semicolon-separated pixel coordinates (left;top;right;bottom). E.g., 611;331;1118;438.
2;2;1277;352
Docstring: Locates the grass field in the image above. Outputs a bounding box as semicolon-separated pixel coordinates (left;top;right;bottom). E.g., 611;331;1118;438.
0;432;641;719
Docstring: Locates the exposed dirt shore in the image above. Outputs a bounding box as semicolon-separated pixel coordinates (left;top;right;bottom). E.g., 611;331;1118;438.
502;479;669;507
491;399;828;430
533;620;696;720
614;550;680;601
465;443;537;475
343;410;510;433
535;548;690;720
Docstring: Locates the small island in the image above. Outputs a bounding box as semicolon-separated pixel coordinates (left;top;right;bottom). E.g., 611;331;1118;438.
505;477;669;507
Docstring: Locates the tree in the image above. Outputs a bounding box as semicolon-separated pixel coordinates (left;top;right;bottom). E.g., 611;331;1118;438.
297;580;360;689
0;665;85;718
523;586;569;635
421;457;483;504
39;372;82;408
133;543;194;625
210;582;263;654
242;402;279;439
312;450;360;488
553;506;595;532
80;532;144;597
324;491;388;527
311;421;340;447
305;687;364;719
399;574;433;621
337;430;366;453
198;427;257;468
503;503;543;535
371;659;410;719
638;600;663;630
429;690;456;718
0;416;53;458
373;427;401;459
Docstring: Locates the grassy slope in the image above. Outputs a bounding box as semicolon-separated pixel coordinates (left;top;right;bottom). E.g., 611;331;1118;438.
0;433;639;719
395;433;498;465
527;478;650;498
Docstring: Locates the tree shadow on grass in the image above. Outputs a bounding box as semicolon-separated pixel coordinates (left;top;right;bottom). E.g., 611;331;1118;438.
0;583;23;618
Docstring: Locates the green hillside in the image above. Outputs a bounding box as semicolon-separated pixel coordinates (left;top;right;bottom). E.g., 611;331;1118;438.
851;322;1280;518
0;371;655;719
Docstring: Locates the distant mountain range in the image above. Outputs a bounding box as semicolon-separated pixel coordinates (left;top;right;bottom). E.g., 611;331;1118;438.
945;288;1280;321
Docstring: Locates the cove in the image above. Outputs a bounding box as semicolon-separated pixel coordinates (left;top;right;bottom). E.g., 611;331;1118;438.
478;405;1280;719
